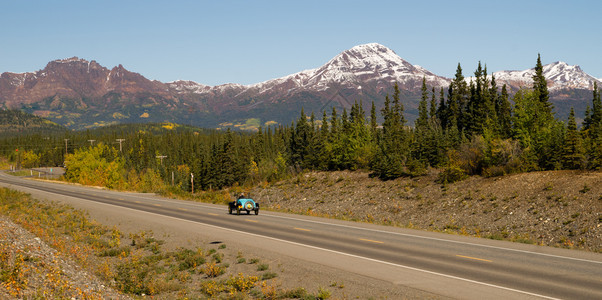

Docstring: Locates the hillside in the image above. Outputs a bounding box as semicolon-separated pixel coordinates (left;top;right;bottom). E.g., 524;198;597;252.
0;109;68;137
252;170;601;252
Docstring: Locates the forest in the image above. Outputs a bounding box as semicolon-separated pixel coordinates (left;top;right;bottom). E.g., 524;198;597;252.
2;55;601;194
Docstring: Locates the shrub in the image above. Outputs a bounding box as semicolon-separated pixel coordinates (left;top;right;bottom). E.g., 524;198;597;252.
257;263;269;271
438;165;467;184
202;262;225;278
261;272;278;280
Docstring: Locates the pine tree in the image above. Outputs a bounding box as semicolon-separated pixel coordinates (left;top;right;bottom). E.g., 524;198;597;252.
497;84;512;138
448;63;469;133
591;82;602;131
471;62;487;135
370;101;377;136
436;87;447;128
533;54;553;117
429;87;437;119
584;82;602;169
563;108;584;169
415;77;429;130
372;83;411;179
290;108;310;167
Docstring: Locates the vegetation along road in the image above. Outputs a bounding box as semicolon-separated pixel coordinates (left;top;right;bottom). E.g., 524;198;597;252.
1;172;600;299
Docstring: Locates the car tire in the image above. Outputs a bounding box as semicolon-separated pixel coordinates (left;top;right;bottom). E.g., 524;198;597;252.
254;209;259;215
229;207;232;214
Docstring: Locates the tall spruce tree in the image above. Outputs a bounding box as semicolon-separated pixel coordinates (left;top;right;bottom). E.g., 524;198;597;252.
430;87;437;119
416;77;429;130
372;83;410;179
370;101;378;137
448;63;469;134
436;87;447;128
563;108;584;169
497;84;512;138
533;54;553;117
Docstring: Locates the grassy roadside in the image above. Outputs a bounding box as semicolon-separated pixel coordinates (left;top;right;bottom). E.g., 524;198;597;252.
20;165;602;253
0;187;332;299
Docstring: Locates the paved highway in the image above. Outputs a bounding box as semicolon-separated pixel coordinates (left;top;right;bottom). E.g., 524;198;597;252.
0;172;600;299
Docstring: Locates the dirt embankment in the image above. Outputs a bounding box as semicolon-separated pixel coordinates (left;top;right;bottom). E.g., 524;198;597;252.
253;170;602;252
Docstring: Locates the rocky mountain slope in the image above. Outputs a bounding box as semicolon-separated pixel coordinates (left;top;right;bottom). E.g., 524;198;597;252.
1;44;600;129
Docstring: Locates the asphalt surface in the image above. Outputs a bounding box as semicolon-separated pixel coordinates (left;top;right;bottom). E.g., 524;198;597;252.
1;172;600;299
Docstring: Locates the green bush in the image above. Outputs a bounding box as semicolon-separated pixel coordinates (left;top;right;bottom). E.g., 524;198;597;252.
438;165;467;184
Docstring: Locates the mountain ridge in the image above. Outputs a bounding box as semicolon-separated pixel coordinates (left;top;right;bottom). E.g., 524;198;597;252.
1;44;600;130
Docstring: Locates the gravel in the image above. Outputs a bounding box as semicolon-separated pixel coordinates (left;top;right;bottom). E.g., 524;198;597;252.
0;216;128;299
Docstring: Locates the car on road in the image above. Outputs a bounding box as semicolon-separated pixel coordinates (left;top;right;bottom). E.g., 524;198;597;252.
229;197;259;215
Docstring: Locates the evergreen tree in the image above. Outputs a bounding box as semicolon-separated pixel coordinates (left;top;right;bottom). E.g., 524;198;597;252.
290;108;310;167
370;101;378;136
447;63;469;134
497;84;512;138
436;87;447;128
372;83;411;179
330;106;339;138
470;62;487;135
563;108;585;169
533;54;553;116
591;82;602;132
584;82;602;168
415;77;429;130
430;87;437;119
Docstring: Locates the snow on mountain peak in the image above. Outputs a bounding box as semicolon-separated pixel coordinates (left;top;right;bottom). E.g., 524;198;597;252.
303;43;449;89
54;57;89;64
488;61;600;91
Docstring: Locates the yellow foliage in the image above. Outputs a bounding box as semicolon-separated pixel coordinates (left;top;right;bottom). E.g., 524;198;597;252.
161;122;175;130
20;150;40;168
112;112;128;119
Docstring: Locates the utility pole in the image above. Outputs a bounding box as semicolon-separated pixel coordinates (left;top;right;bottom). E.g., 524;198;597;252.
156;155;167;166
64;139;69;156
116;139;125;152
87;139;96;146
191;173;194;194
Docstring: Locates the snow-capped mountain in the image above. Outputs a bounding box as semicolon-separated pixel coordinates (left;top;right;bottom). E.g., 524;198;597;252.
1;44;600;130
169;43;450;99
468;61;601;91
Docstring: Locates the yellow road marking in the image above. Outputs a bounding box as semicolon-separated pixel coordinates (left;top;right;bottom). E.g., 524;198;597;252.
134;201;141;204
360;238;384;244
119;198;125;200
153;204;161;207
456;255;492;262
177;208;188;211
245;219;258;223
294;227;311;232
208;213;218;216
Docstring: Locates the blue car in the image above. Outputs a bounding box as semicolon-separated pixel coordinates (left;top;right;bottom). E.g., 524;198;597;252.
229;198;259;215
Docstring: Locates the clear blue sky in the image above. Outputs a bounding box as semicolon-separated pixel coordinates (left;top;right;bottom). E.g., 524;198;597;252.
2;0;601;86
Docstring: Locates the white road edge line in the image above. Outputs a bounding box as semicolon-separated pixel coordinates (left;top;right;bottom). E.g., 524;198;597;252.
138;195;599;265
7;176;601;265
70;197;562;300
261;212;602;265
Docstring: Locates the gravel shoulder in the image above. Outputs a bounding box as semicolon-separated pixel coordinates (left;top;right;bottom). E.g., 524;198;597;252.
1;169;600;298
253;170;601;252
0;175;448;299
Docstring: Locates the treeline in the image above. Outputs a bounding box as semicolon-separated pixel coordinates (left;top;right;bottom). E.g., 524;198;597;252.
0;109;67;138
2;55;602;192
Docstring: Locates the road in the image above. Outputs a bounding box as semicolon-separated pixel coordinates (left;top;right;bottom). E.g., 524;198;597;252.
0;172;600;299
